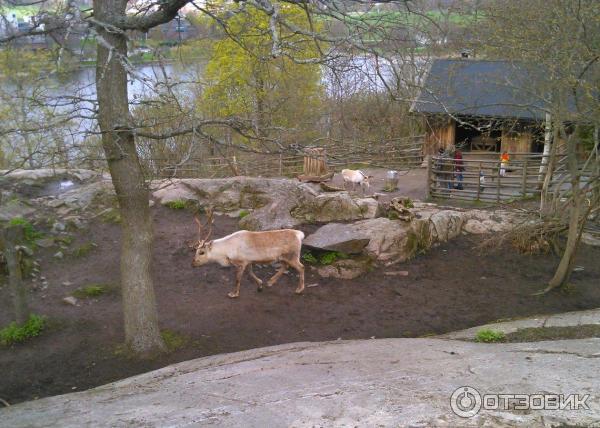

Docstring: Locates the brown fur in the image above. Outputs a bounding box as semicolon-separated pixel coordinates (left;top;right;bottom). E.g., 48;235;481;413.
192;228;305;298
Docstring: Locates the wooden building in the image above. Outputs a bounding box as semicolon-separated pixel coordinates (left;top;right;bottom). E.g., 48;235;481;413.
412;59;551;157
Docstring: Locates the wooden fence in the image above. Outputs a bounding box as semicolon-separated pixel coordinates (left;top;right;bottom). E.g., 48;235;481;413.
143;136;425;179
427;152;595;202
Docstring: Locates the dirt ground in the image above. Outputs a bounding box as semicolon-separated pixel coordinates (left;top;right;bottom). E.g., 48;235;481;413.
1;204;600;405
329;167;429;201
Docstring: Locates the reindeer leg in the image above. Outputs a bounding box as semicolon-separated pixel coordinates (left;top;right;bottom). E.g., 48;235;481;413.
228;261;247;298
248;264;264;291
266;263;288;287
287;258;305;294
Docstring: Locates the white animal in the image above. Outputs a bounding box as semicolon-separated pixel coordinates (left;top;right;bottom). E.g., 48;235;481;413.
341;169;373;193
191;211;305;298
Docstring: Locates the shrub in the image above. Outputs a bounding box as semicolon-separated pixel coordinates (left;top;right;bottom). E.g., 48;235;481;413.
0;314;46;346
8;217;43;244
73;284;110;298
165;200;187;210
161;329;187;351
475;329;506;343
71;242;97;257
302;250;348;265
302;251;318;265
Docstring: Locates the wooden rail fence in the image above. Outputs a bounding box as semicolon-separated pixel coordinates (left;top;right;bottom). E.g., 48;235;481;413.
143;136;425;179
427;152;595;203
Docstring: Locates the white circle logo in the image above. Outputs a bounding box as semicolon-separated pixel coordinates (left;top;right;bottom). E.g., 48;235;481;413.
450;386;482;418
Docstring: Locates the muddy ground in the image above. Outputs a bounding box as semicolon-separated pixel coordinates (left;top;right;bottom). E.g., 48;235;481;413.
1;204;600;405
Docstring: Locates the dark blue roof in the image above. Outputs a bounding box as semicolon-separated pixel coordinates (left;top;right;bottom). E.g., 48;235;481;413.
412;59;549;120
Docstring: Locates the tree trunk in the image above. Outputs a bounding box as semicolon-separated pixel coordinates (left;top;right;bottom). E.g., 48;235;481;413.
544;125;583;292
94;0;165;355
540;116;559;214
1;225;29;325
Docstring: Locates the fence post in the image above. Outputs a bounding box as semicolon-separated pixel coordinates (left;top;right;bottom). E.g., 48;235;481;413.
0;224;29;325
279;154;283;176
521;156;529;197
426;155;433;199
477;161;482;201
496;157;501;203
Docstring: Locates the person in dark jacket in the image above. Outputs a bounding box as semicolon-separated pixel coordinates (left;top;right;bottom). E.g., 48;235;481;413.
453;148;465;190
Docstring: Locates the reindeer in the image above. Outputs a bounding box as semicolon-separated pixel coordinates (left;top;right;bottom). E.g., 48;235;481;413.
191;210;305;298
341;169;373;193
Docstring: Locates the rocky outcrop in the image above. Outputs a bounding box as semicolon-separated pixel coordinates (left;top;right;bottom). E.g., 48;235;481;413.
152;178;379;230
305;203;521;265
3;337;599;427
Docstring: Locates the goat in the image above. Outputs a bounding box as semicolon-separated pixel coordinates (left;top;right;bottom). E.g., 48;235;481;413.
191;210;305;298
341;169;373;193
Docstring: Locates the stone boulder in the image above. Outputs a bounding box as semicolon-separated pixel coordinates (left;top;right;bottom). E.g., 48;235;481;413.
0;199;36;221
44;180;116;213
305;203;521;265
0;168;100;184
305;218;421;264
316;257;374;279
152;178;380;231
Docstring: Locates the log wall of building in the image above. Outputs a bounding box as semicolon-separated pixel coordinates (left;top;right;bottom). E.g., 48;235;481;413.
423;117;455;155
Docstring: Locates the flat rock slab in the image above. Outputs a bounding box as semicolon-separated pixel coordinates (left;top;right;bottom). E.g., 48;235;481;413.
2;338;600;427
442;307;600;340
302;222;371;254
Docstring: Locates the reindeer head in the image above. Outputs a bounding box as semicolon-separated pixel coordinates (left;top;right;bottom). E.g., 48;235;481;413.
191;208;214;267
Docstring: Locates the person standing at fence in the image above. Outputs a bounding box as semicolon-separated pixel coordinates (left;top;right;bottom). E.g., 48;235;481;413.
500;151;510;177
453;148;465;190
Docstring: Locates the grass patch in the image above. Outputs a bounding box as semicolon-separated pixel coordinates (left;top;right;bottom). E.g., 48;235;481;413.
504;325;600;343
161;329;188;351
238;209;250;219
302;251;319;265
475;329;506;343
100;209;121;224
72;284;113;298
302;250;348;266
71;242;97;257
7;217;43;244
0;314;46;346
165;200;188;210
55;235;73;246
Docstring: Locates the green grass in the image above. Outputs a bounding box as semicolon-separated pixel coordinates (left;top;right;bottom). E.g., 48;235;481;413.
161;329;188;351
165;200;188;210
238;210;250;219
0;314;46;346
100;209;121;224
71;242;97;257
72;284;111;298
475;329;506;343
302;251;319;265
7;217;43;244
302;250;348;266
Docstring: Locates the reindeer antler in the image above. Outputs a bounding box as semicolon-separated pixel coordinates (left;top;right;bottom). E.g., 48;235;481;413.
193;207;214;244
203;207;214;242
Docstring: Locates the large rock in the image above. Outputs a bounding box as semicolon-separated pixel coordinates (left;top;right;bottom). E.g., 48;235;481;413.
305;218;421;264
152;178;380;231
52;180;116;211
291;193;379;223
303;223;370;254
305;204;520;264
0;199;36;221
2;338;599;427
316;257;374;279
0;168;100;184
